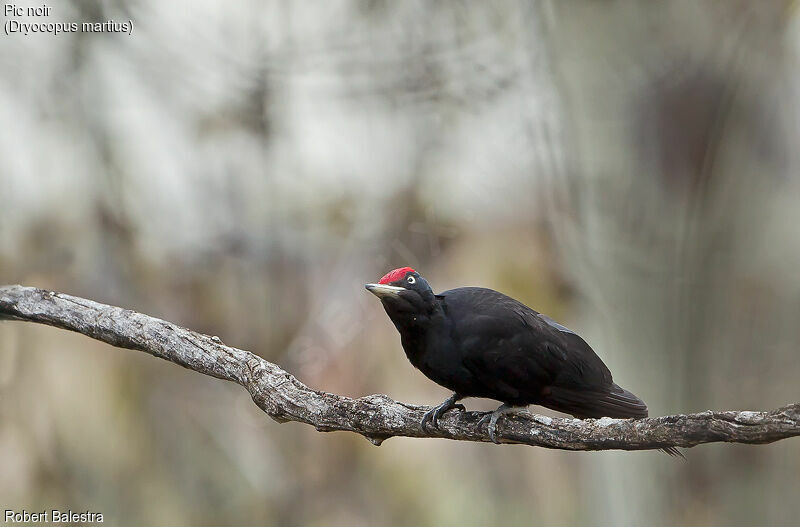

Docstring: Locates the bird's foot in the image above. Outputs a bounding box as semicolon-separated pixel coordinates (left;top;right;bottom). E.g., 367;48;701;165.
421;393;465;430
478;403;520;444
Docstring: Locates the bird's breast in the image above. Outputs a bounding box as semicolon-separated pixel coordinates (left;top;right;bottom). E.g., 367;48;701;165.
397;323;476;394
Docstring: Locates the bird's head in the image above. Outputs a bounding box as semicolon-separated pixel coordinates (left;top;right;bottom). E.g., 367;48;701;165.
365;267;435;316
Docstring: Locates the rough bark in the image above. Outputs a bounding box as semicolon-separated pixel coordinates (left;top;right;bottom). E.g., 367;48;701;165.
1;285;798;452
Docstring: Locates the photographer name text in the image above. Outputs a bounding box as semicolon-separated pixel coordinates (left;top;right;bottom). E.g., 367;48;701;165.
4;510;104;524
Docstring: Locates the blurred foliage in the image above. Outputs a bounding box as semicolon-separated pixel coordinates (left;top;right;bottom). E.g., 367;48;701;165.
1;1;800;526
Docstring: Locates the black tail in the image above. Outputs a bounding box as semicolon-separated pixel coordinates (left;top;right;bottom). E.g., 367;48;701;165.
543;383;684;459
544;383;649;419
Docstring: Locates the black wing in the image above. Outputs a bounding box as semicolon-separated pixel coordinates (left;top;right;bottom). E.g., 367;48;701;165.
438;287;614;405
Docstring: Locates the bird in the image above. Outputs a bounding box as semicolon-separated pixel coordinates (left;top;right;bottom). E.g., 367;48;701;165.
366;266;681;457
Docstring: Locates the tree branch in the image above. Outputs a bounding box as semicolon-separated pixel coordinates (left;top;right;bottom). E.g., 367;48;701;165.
1;285;798;452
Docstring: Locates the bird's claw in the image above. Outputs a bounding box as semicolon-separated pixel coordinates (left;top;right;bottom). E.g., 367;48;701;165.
420;410;437;430
478;403;515;444
477;412;501;444
421;397;465;430
420;408;437;430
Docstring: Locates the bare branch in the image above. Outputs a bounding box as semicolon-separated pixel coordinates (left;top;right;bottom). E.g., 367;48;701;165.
1;285;798;452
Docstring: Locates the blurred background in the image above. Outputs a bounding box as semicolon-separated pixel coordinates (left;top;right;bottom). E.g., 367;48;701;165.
1;1;799;525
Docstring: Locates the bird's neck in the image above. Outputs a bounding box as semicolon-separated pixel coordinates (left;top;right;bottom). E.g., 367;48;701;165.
384;294;441;330
387;298;446;365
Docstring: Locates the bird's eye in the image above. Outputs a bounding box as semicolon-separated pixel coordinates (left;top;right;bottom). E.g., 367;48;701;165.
407;276;416;284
